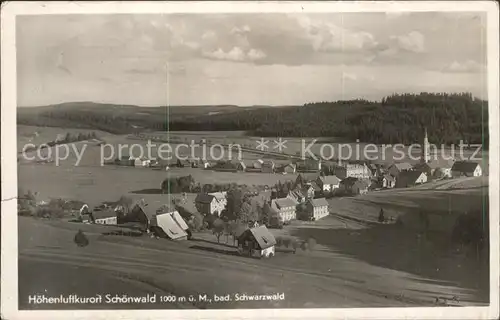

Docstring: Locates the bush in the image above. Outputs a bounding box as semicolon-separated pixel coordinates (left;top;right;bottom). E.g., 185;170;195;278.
35;205;65;219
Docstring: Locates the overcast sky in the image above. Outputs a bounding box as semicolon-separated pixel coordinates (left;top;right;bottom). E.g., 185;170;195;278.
17;12;487;107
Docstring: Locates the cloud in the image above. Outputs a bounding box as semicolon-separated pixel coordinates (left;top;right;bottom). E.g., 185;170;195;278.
247;48;266;61
203;47;245;61
442;60;483;73
297;16;379;53
202;46;266;62
390;31;425;53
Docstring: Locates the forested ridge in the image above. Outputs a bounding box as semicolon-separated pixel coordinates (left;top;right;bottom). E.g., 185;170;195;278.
18;92;488;146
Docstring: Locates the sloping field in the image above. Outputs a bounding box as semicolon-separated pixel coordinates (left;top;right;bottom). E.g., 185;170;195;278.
17;125;110;153
18;217;486;310
327;177;488;223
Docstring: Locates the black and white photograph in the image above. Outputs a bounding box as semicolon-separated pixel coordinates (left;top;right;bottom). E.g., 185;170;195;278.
1;1;499;319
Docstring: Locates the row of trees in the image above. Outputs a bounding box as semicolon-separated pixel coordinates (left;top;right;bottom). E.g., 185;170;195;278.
20;93;488;147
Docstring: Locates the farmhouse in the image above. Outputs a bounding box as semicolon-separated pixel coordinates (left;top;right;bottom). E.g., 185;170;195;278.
237;161;247;171
212;160;239;172
237;225;277;258
276;163;296;174
261;160;275;173
195;193;225;216
91;208;118;225
367;163;383;177
339;177;369;195
388;162;413;177
127;200;157;230
296;159;322;172
208;191;228;210
271;197;298;222
253;159;264;169
413;158;454;179
287;189;306;204
395;171;428;188
381;174;396;189
451;161;483;177
154;204;189;240
316;175;341;192
334;162;372;179
306;198;329;220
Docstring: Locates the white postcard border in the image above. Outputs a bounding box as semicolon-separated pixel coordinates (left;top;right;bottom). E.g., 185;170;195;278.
1;1;499;320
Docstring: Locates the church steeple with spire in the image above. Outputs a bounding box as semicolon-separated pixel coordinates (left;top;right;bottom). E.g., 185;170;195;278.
421;127;430;163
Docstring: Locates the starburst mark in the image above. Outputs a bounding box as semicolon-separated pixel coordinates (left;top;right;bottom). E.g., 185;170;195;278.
255;138;270;151
273;138;288;152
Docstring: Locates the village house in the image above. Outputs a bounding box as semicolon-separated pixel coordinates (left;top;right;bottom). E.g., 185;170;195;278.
367;163;383;177
91;208;118;225
208;191;228;210
316;175;341;192
451;161;483;178
305;198;329;220
237;161;247;171
310;181;322;196
154;204;190;240
296;159;322;172
271;197;298;222
253;159;264;169
237;225;277;258
261;160;275;173
381;174;396;189
334;162;372;179
195;193;225;216
287;189;306;204
413;159;454;179
212;160;239;172
339;177;370;195
201;160;211;169
395;170;428;188
277;163;297;174
388;162;413;177
125;200;158;231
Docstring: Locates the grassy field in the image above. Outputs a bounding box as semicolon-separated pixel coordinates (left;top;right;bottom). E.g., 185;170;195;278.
18;216;488;310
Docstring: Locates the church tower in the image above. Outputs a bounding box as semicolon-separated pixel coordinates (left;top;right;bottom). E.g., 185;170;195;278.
421;127;430;163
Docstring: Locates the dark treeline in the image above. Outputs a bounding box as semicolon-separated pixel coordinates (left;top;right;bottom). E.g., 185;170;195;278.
19;92;488;146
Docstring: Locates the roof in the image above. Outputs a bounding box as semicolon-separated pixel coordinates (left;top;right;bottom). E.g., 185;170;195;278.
133;200;157;221
248;225;277;250
195;193;216;204
414;158;455;171
156;203;178;214
299;172;321;182
310;181;321;191
92;208;117;220
319;175;340;185
272;197;298;209
208;192;227;201
451;161;480;173
288;189;304;199
309;198;329;207
155;213;188;240
340;177;360;187
397;170;427;184
391;162;413;171
169;210;189;231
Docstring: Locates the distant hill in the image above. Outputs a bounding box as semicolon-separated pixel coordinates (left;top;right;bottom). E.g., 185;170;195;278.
17;93;488;146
